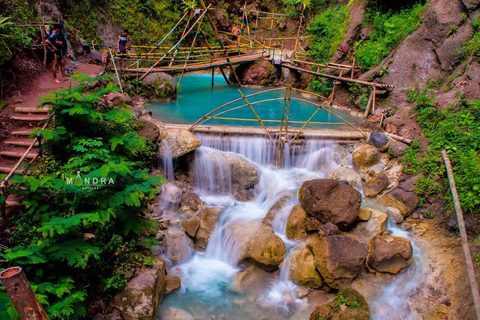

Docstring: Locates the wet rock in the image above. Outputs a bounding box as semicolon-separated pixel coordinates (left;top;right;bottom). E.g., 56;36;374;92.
248;225;286;269
290;247;324;289
142;72;177;101
230;265;269;294
195;207;222;250
306;217;321;231
356;208;372;221
351;208;388;243
137;118;160;144
309;288;369;320
112;262;166;320
164;275;181;294
325;166;362;191
286;204;308;240
227;220;286;269
263;193;294;227
159;182;182;205
160;307;195;320
105;92;132;107
381;185;419;217
307;235;368;289
353;145;381;170
181;215;200;238
368;133;390;152
366;235;414;274
157;129;201;159
298;179;362;230
164;228;194;264
363;171;390;197
385;206;404;224
295;287;311;299
231;60;279;85
180;193;206;212
318;223;340;237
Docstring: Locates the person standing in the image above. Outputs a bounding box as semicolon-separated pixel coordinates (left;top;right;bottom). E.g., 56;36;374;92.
117;30;131;70
45;24;66;84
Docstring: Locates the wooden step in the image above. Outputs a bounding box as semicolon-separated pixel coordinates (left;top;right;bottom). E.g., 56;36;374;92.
12;129;36;136
0;151;38;159
11;115;48;121
15;107;50;114
4;139;39;147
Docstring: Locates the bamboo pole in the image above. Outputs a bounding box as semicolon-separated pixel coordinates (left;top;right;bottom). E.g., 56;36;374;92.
169;9;194;67
219;67;230;85
109;48;123;94
0;267;48;320
364;89;374;118
284;89;292;135
279;87;289;134
385;133;412;145
140;6;211;80
41;16;47;67
442;150;480;320
198;0;242;85
237;88;271;138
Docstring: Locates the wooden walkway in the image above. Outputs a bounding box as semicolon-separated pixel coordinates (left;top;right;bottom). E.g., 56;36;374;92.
159;122;366;141
119;52;268;75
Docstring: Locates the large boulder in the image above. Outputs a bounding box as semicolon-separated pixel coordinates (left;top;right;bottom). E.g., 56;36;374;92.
352;145;381;170
366;235;414;274
195;207;222;250
385;206;404;224
226;220;286;269
231;60;279;85
164;275;181;294
286;204;308;240
290;247;323;288
157;129;201;159
190;149;259;201
363;171;390;197
350;208;388;243
307;235;368;289
112;262;166;320
105;92;133;107
164;228;194;264
142;72;177;101
248;225;286;269
380;176;419;217
325;166;362;191
309;288;369;320
298;179;362;229
181;215;200;238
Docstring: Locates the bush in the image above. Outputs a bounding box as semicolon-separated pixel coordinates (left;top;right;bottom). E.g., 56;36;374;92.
307;5;350;63
0;74;163;319
354;2;427;69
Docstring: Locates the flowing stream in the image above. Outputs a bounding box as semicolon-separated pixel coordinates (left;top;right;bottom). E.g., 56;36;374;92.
158;134;426;320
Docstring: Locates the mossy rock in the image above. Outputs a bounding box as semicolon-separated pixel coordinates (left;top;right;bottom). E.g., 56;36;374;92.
141;72;177;101
309;288;369;320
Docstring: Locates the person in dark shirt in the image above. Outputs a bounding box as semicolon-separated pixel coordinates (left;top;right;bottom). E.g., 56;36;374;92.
45;24;66;83
117;30;131;69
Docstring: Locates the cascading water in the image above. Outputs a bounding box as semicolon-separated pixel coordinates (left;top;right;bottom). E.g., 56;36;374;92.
158;134;425;320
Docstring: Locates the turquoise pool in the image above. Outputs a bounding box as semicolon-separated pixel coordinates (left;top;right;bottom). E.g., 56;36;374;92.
146;74;357;128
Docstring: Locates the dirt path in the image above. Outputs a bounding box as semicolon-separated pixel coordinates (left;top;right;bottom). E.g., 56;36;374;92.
0;61;103;171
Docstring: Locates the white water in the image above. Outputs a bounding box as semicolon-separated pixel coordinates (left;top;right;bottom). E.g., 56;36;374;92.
158;134;424;320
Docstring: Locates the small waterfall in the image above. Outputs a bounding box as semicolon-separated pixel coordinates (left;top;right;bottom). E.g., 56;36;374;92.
194;147;232;196
159;139;174;181
370;222;425;320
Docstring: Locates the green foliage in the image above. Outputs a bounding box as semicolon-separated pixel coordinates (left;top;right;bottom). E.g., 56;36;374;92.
57;0;183;46
354;3;427;69
461;16;480;62
0;74;163;319
348;83;370;110
404;88;480;214
0;16;35;66
307;5;350;63
335;289;362;309
308;79;333;96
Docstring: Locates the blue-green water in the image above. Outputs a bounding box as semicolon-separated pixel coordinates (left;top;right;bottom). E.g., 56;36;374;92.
146;74;357;128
